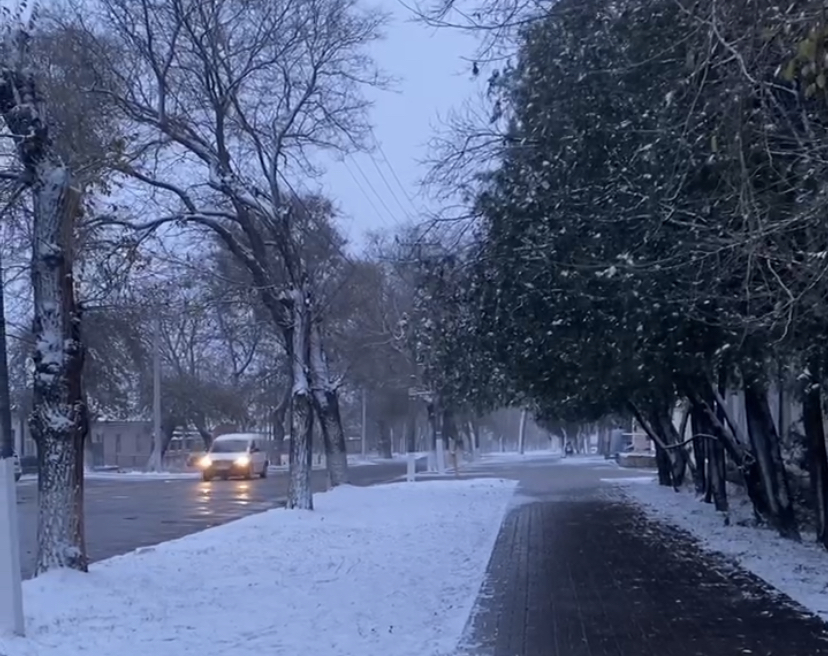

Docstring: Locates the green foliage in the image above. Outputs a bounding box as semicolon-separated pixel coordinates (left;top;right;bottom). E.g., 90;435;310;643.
419;0;828;418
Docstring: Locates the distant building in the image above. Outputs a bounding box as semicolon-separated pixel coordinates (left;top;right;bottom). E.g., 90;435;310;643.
87;420;154;468
13;414;155;469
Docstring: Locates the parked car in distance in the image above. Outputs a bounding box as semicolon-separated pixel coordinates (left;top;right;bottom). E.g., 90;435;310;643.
196;434;269;482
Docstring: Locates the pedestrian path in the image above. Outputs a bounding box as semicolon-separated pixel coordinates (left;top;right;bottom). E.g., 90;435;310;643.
458;461;828;656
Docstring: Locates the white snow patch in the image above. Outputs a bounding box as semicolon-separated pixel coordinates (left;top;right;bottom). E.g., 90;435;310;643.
0;478;517;656
601;476;655;484
554;455;616;467
477;450;558;462
609;478;828;621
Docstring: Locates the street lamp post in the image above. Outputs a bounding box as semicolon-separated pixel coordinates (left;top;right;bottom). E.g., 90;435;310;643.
0;258;24;636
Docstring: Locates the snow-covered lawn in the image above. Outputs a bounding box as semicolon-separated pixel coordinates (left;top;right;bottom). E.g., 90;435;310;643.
607;476;828;621
0;478;516;656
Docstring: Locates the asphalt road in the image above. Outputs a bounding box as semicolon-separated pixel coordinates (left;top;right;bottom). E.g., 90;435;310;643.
16;460;419;579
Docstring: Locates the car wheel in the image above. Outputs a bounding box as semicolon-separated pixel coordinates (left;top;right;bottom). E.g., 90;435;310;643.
202;472;213;482
260;461;268;479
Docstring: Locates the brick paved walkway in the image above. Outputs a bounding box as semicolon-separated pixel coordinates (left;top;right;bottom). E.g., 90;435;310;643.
459;470;828;655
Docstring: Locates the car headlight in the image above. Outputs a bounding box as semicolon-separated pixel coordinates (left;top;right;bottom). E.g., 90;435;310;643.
199;456;213;468
235;455;250;467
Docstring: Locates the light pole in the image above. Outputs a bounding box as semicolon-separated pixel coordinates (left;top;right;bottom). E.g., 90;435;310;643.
147;316;163;471
361;388;367;458
0;257;24;635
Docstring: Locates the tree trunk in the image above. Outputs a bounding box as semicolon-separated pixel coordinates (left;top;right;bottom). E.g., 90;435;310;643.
287;392;314;510
442;406;459;449
689;404;708;496
802;362;828;549
406;413;417;453
377;419;393;459
518;408;527;454
308;322;348;487
270;387;290;463
29;175;89;574
690;400;728;511
0;66;88;573
426;401;438;468
654;406;688;487
743;378;800;540
469;417;481;450
285;289;313;510
630;401;686;488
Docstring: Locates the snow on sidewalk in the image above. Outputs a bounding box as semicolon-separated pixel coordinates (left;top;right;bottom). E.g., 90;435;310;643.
1;478;517;656
607;475;828;621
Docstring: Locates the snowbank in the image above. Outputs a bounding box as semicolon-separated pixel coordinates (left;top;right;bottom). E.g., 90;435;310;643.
0;478;517;656
607;476;828;621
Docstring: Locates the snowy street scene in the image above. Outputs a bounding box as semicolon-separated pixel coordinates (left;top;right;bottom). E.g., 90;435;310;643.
6;0;828;654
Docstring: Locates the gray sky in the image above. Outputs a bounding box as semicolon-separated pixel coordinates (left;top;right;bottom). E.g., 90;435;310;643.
315;1;480;251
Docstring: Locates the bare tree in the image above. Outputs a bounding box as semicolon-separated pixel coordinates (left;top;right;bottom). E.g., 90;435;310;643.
61;0;386;508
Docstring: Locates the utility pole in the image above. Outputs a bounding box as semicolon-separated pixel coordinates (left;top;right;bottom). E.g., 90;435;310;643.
0;257;24;635
361;388;367;457
148;316;163;471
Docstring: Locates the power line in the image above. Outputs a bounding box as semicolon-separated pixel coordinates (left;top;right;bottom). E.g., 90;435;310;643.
370;130;421;214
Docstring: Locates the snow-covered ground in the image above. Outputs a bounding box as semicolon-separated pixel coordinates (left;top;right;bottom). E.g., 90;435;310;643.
608;475;828;621
0;478;517;656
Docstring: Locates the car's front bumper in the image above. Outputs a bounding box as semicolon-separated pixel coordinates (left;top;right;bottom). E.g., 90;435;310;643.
204;462;251;475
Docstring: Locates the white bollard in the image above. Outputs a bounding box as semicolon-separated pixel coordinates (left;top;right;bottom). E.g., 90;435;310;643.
406;451;416;483
436;438;446;474
0;457;24;636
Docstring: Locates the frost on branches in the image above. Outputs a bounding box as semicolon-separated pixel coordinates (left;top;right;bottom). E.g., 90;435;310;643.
0;14;88;573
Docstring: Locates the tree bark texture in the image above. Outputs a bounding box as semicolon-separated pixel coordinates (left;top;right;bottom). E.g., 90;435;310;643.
308;321;348;487
743;378;800;540
30;182;89;574
285;290;313;510
802;361;828;549
0;57;93;574
690;404;708;496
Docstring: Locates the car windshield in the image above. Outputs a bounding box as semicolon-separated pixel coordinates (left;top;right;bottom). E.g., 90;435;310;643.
209;440;249;454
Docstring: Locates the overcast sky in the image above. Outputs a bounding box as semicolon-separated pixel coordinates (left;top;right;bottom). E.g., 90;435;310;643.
313;1;481;251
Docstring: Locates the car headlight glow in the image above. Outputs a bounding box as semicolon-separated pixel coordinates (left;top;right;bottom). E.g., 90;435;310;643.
235;455;250;467
199;456;212;468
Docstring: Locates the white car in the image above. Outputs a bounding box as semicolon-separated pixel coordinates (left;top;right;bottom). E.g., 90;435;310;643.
197;434;269;482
